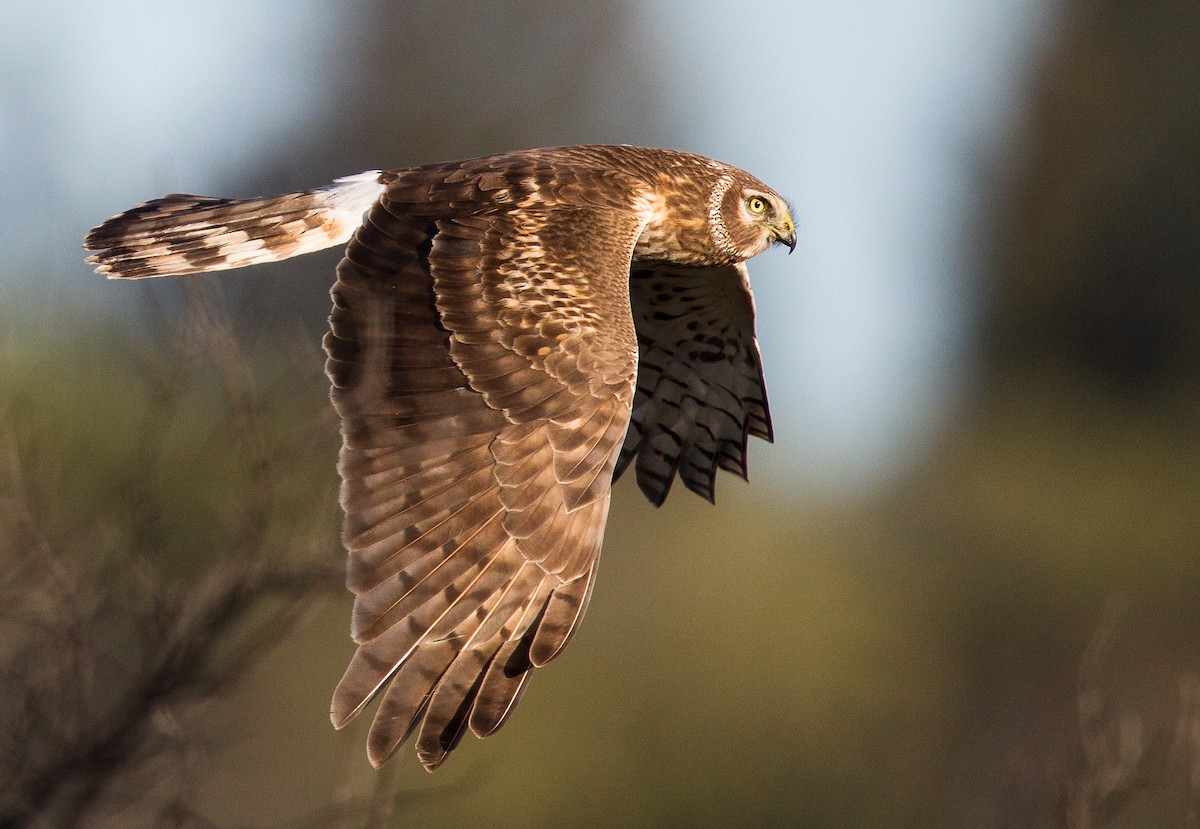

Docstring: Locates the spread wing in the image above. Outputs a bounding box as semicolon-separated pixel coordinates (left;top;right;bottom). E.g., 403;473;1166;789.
324;170;645;770
615;262;773;506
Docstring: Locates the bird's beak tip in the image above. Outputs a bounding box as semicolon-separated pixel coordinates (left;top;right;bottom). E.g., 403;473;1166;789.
773;215;797;254
775;228;797;254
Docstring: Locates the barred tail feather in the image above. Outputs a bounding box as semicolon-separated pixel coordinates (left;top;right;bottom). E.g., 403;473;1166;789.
84;171;386;279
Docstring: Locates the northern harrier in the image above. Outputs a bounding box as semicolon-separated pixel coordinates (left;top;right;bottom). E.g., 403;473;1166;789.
85;145;795;770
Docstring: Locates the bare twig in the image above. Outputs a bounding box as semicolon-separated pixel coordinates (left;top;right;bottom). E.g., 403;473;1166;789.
0;284;347;829
1063;595;1144;829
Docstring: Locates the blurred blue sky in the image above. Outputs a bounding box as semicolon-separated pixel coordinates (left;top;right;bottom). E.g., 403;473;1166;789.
0;1;1053;494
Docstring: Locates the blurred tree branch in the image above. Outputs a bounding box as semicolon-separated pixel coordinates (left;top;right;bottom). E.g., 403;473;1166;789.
0;283;345;829
1059;597;1200;829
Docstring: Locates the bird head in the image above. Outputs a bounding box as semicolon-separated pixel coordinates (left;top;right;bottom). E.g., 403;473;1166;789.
714;174;796;260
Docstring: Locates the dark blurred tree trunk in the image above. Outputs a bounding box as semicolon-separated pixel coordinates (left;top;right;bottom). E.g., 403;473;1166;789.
981;0;1200;398
935;3;1200;824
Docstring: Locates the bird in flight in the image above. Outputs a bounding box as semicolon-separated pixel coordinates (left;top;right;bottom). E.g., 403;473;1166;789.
85;145;794;771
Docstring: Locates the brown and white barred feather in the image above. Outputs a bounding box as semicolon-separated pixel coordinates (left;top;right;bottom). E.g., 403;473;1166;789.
84;172;386;279
83;145;786;771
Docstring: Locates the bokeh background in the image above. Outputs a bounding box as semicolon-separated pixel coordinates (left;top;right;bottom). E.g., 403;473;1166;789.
3;1;1199;827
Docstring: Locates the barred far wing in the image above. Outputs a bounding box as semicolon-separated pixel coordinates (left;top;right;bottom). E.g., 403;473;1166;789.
615;262;773;506
325;182;643;770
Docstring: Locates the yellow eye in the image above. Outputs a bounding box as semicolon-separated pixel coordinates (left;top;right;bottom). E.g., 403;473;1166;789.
747;196;768;214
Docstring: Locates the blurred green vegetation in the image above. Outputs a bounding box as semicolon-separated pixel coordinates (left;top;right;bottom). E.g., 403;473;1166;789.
5;292;1199;828
2;290;337;556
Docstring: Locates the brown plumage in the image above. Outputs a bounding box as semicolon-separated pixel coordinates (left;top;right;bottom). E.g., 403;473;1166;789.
84;145;795;770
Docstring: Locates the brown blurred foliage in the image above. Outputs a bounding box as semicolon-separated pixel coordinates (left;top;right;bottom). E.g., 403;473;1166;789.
0;285;347;828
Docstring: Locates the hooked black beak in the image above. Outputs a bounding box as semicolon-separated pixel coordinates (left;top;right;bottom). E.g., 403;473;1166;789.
775;227;797;254
771;211;797;253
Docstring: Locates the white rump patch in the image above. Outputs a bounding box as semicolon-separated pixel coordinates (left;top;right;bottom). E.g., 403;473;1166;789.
322;171;387;224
